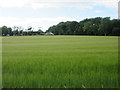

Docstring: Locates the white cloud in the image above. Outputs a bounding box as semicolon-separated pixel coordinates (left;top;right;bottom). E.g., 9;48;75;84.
0;17;77;31
92;0;118;8
0;0;29;8
31;2;92;9
0;0;119;9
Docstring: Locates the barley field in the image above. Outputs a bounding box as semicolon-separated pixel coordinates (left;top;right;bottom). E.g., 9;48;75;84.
2;36;119;88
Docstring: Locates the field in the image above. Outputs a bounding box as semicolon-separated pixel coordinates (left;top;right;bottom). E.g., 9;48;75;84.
2;36;118;88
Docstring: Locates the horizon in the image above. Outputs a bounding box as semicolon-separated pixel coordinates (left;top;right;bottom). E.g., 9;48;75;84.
0;0;119;31
0;16;118;32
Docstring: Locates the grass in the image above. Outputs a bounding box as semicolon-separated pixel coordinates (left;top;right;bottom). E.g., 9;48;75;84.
2;36;118;88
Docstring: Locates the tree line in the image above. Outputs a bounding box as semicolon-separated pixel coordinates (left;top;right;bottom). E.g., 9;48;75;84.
0;26;44;36
46;17;120;36
0;17;120;36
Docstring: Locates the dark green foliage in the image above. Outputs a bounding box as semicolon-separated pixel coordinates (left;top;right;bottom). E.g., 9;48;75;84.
0;26;44;36
46;17;120;36
0;26;12;36
112;27;120;36
0;17;120;36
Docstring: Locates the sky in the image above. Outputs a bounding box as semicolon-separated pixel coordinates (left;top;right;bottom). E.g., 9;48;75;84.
0;0;119;31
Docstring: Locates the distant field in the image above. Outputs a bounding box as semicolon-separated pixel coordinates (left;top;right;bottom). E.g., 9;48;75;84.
2;36;118;88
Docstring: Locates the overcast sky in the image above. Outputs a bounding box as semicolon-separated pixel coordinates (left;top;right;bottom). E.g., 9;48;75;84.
0;0;119;31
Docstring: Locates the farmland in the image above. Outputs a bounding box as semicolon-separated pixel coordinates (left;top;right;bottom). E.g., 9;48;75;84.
2;36;118;88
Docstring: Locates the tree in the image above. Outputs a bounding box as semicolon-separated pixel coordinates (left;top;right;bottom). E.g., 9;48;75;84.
2;26;7;36
83;21;92;35
98;17;111;36
0;26;12;36
37;27;44;35
12;26;19;36
7;27;12;36
0;27;2;36
91;17;102;35
77;22;84;35
27;26;33;35
112;27;120;36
